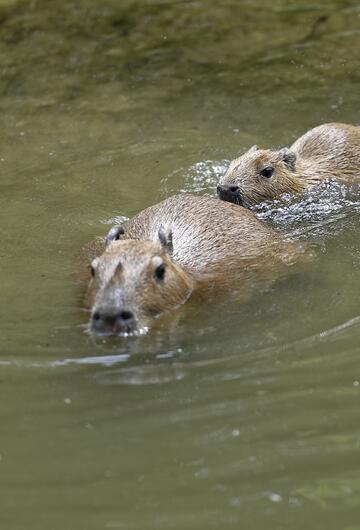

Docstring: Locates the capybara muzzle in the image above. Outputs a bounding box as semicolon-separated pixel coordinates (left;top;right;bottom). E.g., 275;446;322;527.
217;184;244;206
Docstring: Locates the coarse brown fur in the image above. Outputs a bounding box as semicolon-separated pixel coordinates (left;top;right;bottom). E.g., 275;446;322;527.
218;123;360;207
85;194;308;335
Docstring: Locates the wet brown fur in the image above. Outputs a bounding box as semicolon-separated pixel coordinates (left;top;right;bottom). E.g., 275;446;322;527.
219;123;360;206
86;194;308;333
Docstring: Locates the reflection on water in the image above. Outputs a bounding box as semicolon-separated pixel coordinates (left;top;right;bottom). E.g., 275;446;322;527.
1;0;360;529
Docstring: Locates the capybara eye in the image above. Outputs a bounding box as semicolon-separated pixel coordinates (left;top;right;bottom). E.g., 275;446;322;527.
260;167;274;178
90;265;96;278
154;263;166;281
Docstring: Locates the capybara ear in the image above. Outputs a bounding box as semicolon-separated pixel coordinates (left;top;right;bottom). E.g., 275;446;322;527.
105;225;125;246
158;226;173;255
247;144;258;154
279;148;297;171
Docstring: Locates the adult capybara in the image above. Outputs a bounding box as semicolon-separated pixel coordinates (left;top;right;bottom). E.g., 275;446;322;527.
217;123;360;207
86;194;308;335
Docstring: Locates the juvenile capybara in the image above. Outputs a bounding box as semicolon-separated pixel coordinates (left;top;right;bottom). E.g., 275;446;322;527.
217;123;360;207
86;194;308;336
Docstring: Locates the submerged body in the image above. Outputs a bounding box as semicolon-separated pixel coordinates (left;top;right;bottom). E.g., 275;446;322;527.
86;194;306;335
217;123;360;207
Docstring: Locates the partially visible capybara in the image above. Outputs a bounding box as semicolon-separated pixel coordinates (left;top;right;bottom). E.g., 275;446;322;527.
217;123;360;207
86;194;308;336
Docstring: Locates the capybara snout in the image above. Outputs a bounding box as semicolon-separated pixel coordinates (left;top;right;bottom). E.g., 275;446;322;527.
216;184;244;206
91;308;136;335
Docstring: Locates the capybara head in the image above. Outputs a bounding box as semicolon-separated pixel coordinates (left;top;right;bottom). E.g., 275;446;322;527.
217;145;305;207
87;231;193;336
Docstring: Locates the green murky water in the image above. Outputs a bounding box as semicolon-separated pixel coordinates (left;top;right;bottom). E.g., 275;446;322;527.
1;0;360;528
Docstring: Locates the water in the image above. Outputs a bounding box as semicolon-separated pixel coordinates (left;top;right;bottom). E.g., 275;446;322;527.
1;0;360;528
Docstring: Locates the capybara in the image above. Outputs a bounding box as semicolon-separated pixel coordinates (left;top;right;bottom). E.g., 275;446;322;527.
86;194;308;335
217;123;360;207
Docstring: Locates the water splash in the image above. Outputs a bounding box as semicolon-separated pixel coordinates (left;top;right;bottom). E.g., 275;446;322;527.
254;180;360;233
161;159;229;195
101;214;129;226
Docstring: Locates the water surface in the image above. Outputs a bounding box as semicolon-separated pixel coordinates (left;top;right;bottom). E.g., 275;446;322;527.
1;0;360;528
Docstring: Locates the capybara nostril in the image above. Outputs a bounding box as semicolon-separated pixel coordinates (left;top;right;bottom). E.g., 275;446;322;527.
93;311;101;322
119;310;134;322
217;184;228;199
229;185;239;194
